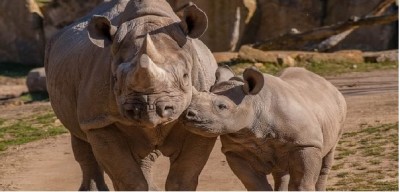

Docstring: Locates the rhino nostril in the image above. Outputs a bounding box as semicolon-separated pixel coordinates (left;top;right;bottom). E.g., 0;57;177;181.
157;104;175;118
163;106;174;117
165;105;174;112
186;109;197;119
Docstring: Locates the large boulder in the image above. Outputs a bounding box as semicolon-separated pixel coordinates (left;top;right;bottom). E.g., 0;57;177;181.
40;0;106;41
0;0;45;66
26;67;47;93
41;0;105;39
324;0;398;51
241;0;323;45
168;0;256;52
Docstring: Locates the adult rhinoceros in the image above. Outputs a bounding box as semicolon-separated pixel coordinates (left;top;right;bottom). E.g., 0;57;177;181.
45;0;218;190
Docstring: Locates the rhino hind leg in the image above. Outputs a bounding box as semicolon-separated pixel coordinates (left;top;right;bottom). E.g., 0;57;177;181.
71;134;109;191
288;147;322;191
315;146;336;191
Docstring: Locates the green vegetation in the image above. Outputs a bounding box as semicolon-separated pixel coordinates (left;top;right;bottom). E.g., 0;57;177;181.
0;118;5;126
298;61;397;76
328;123;398;191
34;0;52;6
224;60;398;76
20;92;49;103
0;111;67;152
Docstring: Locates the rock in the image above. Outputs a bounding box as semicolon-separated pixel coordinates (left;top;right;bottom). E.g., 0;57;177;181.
213;52;239;63
26;68;47;93
0;98;25;106
168;0;257;51
306;50;365;64
239;45;364;64
324;0;397;51
40;0;105;41
238;45;280;63
277;55;296;67
363;50;399;63
241;0;323;45
0;85;28;100
238;45;302;64
0;0;45;66
254;62;264;68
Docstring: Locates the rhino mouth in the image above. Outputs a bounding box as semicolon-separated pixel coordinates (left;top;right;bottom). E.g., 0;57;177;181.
120;94;182;127
183;118;212;126
183;122;220;138
181;115;220;137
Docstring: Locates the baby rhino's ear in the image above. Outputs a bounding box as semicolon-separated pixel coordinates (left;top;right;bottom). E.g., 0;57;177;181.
242;67;264;95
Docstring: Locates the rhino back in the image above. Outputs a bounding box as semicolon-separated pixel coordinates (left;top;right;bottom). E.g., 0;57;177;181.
258;67;346;155
45;1;129;140
190;39;218;92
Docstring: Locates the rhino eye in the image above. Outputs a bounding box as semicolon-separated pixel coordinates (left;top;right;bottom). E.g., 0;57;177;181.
217;103;228;110
182;73;190;87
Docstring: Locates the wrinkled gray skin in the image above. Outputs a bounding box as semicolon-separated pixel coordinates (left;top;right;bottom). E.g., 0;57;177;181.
183;67;347;191
45;0;218;190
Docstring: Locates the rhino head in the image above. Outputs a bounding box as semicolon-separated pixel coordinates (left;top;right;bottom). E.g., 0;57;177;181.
183;67;265;137
87;3;208;128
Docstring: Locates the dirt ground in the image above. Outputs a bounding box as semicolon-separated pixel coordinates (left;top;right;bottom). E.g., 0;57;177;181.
0;69;398;190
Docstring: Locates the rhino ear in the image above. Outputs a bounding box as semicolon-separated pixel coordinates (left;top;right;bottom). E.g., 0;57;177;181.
88;15;117;48
215;65;235;84
179;3;208;39
242;67;264;95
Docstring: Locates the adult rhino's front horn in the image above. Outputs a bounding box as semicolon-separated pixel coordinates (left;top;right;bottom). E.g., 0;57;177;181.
129;34;169;91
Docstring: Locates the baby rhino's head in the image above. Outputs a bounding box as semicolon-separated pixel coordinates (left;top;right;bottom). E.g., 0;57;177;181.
183;67;265;137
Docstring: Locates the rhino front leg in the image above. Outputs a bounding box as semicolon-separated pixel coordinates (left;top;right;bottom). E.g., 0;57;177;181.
225;152;273;191
272;170;290;191
71;134;109;191
165;132;216;190
288;147;322;191
140;151;162;190
86;125;148;190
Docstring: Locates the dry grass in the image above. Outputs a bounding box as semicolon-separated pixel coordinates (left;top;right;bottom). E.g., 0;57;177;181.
327;123;398;191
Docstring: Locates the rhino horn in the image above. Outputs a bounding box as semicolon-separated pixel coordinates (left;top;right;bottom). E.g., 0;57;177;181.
139;53;167;79
141;33;165;63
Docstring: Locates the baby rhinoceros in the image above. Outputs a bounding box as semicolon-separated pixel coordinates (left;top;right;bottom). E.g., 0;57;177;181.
183;67;347;191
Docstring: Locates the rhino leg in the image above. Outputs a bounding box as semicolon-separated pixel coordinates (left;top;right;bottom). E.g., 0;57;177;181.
224;151;272;191
86;125;148;190
315;146;336;191
272;170;290;191
140;151;162;191
288;147;322;191
165;131;216;190
71;134;109;191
